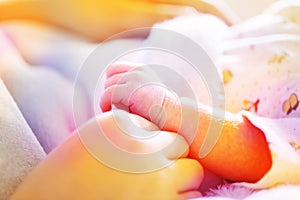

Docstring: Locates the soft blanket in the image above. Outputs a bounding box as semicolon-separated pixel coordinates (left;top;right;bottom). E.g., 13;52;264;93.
1;0;300;199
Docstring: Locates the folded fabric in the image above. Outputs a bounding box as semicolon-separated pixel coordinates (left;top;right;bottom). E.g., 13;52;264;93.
2;21;144;104
0;1;300;199
236;111;300;189
1;64;92;153
219;12;300;116
195;184;300;199
0;29;92;153
1;21;96;82
0;79;45;200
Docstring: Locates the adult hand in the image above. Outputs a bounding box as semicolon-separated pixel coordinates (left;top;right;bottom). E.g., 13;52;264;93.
11;110;203;200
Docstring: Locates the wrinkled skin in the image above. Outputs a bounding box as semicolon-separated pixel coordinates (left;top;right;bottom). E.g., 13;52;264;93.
100;63;272;183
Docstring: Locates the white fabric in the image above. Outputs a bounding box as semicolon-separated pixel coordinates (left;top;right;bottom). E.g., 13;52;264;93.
0;79;45;200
